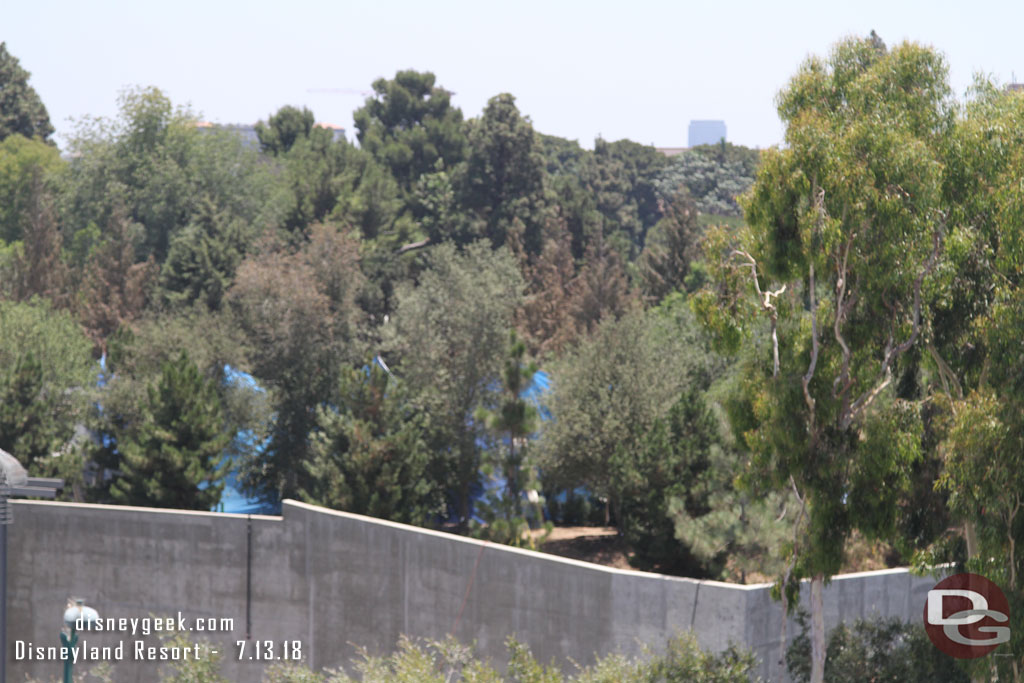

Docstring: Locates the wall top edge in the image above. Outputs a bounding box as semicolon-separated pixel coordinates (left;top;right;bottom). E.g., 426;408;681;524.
11;499;281;521
13;499;920;590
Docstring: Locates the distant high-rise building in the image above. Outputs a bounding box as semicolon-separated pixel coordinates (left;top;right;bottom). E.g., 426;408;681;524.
688;120;726;147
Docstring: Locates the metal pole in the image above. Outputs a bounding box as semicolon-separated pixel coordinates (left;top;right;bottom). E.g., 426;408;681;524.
1;521;6;683
246;514;252;640
1;470;8;683
61;627;76;683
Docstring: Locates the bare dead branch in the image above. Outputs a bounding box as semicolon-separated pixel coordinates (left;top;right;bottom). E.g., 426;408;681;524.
395;238;431;255
732;250;786;377
928;343;963;401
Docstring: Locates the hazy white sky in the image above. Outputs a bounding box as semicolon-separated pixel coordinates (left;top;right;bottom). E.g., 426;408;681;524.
5;0;1022;150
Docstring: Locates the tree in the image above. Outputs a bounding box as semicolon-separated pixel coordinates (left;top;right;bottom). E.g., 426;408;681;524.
385;242;524;529
0;43;54;143
158;197;247;310
8;168;70;305
88;306;266;502
353;71;467;192
0;133;63;245
255;105;315;156
694;37;951;682
637;190;705;302
302;364;444;525
621;387;724;575
471;331;546;546
538;304;715;529
228;225;366;506
63;87;280;264
0;300;95;471
566;230;637;336
109;351;230;509
77;207;157;351
515;232;580;359
927;78;1024;681
787;616;969;683
654;144;760;218
458;93;548;255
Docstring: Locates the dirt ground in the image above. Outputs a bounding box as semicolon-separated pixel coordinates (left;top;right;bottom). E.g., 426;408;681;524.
530;525;898;581
532;526;635;570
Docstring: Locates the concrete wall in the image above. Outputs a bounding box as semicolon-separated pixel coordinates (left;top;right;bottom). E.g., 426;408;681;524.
6;500;936;681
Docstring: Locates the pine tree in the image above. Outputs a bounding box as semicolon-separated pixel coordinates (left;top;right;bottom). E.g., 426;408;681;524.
567;231;637;335
78;206;156;352
109;351;230;509
473;330;546;546
516;233;580;359
11;171;69;305
302;364;444;525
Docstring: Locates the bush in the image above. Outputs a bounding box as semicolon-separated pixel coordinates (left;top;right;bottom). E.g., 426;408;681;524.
265;632;759;682
786;613;968;683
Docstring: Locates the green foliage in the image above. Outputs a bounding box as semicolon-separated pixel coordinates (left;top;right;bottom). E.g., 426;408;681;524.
108;351;230;509
228;226;366;505
274;126;355;234
354;71;467;191
701;36;951;586
584;138;667;255
256;105;316;156
259;632;758;682
622;387;724;574
95;308;265;472
654;148;757;219
539;304;719;533
157;630;228;683
159;197;248;310
786;615;968;683
386;242;524;526
0;133;64;244
458;94;548;254
637;192;705;301
302;364;444;525
63;86;280;264
0;42;54;143
0;299;95;470
919;82;1024;680
472;331;549;548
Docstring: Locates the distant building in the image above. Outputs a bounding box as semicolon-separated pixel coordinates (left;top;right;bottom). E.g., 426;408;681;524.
688;120;726;147
655;146;688;157
1007;83;1024;93
194;121;346;149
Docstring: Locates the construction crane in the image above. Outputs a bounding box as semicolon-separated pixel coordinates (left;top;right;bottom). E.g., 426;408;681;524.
306;88;373;97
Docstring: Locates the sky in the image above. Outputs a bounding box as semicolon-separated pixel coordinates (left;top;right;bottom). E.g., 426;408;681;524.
5;0;1023;151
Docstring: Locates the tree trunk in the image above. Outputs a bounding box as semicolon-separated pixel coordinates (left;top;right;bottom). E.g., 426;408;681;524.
457;480;471;534
810;574;826;683
965;521;978;560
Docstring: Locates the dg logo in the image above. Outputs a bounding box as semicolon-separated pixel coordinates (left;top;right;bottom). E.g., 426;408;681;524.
924;573;1010;659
